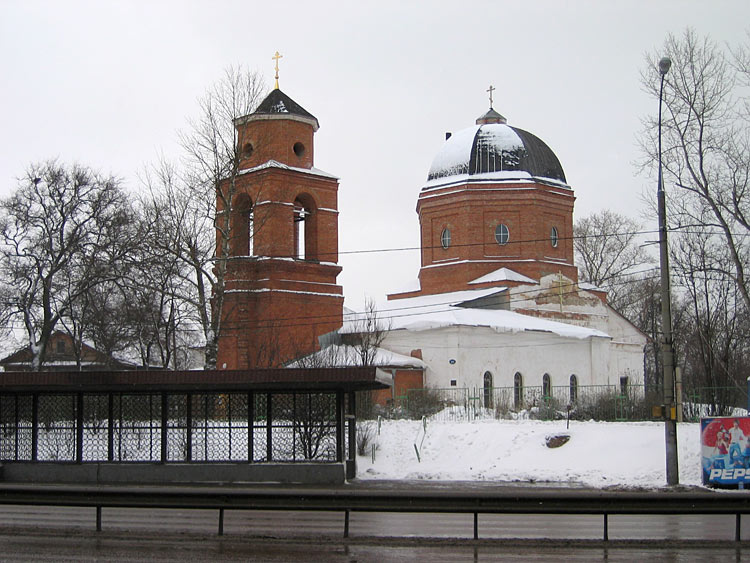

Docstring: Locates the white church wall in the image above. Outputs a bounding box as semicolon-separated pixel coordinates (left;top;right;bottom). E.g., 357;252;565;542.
380;325;611;392
604;305;647;386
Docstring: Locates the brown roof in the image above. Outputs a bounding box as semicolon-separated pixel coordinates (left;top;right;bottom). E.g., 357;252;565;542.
0;367;390;393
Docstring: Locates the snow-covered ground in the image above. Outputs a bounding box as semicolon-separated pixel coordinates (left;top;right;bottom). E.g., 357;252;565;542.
356;418;703;488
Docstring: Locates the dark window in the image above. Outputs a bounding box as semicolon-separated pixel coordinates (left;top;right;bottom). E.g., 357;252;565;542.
483;371;493;409
569;374;578;403
542;373;551;399
494;224;509;245
551;226;559;248
620;376;629;395
513;372;523;409
440;228;451;249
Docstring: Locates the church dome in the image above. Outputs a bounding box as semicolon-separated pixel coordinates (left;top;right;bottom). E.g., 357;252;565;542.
426;112;567;186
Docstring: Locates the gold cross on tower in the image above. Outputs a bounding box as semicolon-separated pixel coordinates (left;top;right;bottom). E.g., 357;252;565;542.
487;85;495;108
272;51;283;89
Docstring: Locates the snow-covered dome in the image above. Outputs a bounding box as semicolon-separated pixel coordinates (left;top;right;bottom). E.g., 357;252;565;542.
426;109;567;186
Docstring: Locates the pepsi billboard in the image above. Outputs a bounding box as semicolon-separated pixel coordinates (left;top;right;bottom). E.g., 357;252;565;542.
701;417;750;487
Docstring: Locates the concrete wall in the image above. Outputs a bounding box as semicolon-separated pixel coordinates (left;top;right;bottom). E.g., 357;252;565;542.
1;462;346;485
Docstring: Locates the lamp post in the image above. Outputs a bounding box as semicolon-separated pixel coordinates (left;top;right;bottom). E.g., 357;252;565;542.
657;55;679;486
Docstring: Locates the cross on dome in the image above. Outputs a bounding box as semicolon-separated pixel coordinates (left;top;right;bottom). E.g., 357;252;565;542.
272;51;283;89
487;85;495;108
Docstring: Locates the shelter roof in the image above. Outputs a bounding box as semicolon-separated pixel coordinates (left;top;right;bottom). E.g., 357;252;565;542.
0;367;390;393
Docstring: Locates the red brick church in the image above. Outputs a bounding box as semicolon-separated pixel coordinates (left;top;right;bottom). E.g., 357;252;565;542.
216;87;343;369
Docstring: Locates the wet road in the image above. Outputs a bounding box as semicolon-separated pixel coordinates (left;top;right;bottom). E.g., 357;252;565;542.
2;481;750;561
1;504;750;561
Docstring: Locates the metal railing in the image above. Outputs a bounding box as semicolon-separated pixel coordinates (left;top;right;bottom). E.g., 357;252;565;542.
1;482;750;542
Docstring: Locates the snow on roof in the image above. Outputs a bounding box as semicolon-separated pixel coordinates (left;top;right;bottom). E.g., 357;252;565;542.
468;267;537;285
578;281;606;292
238;159;338;180
427;125;479;179
288;344;426;370
389;277;421;295
422;171;569;191
343;287;609;340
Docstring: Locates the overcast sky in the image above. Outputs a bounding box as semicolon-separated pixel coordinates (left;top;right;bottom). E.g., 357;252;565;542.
1;1;747;310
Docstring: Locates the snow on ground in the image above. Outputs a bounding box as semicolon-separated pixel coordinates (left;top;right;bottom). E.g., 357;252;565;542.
356;419;702;488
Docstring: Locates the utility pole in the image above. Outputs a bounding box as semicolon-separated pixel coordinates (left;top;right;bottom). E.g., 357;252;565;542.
657;55;679;485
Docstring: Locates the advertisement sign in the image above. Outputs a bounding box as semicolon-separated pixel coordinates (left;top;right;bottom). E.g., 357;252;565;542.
701;416;750;487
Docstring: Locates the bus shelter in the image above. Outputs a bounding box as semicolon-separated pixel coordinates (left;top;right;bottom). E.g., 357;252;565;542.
0;367;390;484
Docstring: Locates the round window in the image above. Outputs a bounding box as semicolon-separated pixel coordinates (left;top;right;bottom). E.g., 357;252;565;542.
243;142;254;158
293;142;305;157
551;226;559;248
494;224;509;245
440;228;451;249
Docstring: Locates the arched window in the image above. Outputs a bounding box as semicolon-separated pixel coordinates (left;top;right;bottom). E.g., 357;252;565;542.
247;210;254;256
293;194;318;261
569;374;578;403
513;372;523;409
231;194;253;256
542;373;551;401
483;371;493;409
294;199;307;259
550;226;559;248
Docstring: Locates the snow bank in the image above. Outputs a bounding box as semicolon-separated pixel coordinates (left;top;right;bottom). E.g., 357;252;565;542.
357;419;702;488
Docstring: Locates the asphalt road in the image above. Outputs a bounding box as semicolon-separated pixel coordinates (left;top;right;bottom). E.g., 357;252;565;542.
2;481;750;561
2;504;750;561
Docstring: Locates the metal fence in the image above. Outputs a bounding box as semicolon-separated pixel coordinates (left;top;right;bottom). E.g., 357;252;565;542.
369;384;749;423
0;391;342;464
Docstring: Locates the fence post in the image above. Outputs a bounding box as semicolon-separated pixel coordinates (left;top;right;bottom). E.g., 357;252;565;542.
737;513;741;542
31;393;38;462
248;392;254;463
76;393;84;463
266;393;273;462
186;393;192;462
603;513;609;541
107;394;114;462
160;393;168;463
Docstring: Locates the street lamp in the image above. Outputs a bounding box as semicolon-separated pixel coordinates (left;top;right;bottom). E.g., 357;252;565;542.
657;55;679;486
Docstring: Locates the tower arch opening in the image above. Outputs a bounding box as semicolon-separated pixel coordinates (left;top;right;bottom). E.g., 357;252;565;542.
231;193;254;256
293;193;318;260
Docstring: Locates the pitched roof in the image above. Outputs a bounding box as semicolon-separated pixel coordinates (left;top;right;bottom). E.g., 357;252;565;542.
252;88;319;128
343;288;609;340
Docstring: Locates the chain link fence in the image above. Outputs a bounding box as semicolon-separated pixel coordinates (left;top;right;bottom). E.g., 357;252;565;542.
0;391;342;464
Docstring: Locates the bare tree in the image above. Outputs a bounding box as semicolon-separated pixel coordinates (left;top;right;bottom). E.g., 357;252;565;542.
640;29;750;313
573;210;653;310
346;298;391;366
0;161;134;369
143;67;266;369
671;223;750;414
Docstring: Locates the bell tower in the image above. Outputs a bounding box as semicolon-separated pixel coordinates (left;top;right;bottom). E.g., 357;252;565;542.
216;87;343;369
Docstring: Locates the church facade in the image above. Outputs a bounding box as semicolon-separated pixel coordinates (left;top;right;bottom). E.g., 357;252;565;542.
215;82;646;402
216;88;343;369
342;105;647;400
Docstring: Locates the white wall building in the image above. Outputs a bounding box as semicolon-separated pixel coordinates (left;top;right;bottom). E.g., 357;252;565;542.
341;103;647;401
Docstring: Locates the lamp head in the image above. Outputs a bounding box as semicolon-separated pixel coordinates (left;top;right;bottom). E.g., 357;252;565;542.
659;57;672;76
